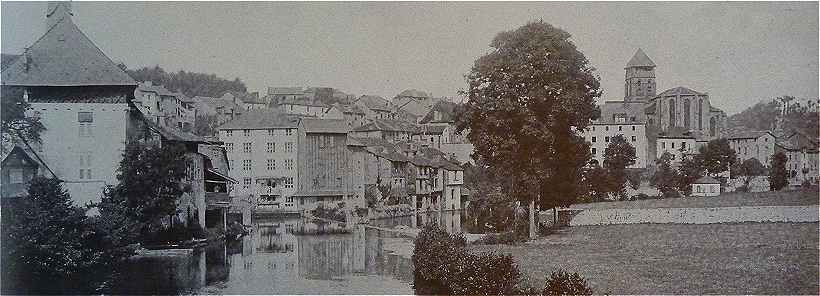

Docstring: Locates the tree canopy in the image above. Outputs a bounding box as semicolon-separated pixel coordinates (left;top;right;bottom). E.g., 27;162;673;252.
769;152;789;191
456;21;601;209
701;138;736;175
1;86;45;151
126;65;247;98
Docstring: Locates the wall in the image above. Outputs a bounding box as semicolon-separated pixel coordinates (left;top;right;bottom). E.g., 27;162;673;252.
32;102;129;206
220;127;298;204
580;123;648;168
569;205;819;226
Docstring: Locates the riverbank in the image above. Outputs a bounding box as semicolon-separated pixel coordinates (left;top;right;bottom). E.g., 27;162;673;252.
469;222;819;294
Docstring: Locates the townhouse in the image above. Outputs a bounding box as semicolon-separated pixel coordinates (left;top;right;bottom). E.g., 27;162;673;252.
775;131;819;186
726;129;777;166
578;120;649;168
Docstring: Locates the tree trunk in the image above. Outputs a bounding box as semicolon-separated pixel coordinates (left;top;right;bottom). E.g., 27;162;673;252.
528;200;536;240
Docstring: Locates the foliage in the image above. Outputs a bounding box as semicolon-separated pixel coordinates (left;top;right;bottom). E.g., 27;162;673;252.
126;65;247;98
727;101;781;132
1;86;45;150
732;158;766;188
727;96;818;141
677;153;705;195
364;184;382;208
769;152;789;191
602;135;637;198
102;141;189;242
456;21;600;210
193;113;220;136
542;270;594;296
701;138;736;175
412;224;522;295
1;178;134;294
581;164;616;202
311;203;347;222
473;231;523;245
650;152;680;194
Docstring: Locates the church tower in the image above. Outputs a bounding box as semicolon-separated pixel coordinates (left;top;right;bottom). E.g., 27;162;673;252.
624;48;656;101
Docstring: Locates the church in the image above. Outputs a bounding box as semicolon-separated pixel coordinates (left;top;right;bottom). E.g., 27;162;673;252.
599;49;727;161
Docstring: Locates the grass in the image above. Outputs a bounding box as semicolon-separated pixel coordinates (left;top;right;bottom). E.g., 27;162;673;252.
573;189;818;210
470;222;819;295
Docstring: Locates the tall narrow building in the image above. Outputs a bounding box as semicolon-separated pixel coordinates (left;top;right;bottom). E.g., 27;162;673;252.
624;48;657;101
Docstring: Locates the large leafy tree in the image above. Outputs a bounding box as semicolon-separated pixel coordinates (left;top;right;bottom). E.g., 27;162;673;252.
602;135;637;198
650;152;680;194
1;178;133;294
102;142;189;241
701;138;736;176
732;158;766;189
769;152;789;190
1;87;45;152
457;21;600;213
677;153;705;195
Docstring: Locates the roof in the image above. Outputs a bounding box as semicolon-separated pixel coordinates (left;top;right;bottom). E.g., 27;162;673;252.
1;16;136;86
725;129;772;140
625;48;656;68
597;100;647;124
267;87;305;95
301;118;348;134
396;89;431;98
392;95;442;117
656;86;706;97
142;118;209;143
709;105;724;113
219;109;299;130
415;125;447;135
195;96;243;111
334;103;367;115
1;54;20;71
644;102;656;114
292;189;356;197
776;130;819;151
357;95;392;111
277;95;328;107
353;119;418;133
224;91;263;104
657;126;697;139
693;176;720;184
419;100;459;124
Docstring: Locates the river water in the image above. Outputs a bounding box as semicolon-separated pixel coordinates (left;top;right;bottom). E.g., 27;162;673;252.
110;211;465;295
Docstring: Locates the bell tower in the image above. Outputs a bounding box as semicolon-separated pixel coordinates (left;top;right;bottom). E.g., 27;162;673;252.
624;48;656;101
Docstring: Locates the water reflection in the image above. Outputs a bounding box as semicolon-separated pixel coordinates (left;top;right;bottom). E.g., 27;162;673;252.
110;213;471;295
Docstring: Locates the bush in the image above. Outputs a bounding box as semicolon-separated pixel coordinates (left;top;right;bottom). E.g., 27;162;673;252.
631;193;651;201
662;190;682;199
542;270;593;296
413;224;522;295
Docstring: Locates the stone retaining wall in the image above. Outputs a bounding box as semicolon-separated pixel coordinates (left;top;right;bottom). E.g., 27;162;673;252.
569;205;819;226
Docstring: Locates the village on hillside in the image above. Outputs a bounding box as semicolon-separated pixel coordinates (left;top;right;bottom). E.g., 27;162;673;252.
1;2;817;295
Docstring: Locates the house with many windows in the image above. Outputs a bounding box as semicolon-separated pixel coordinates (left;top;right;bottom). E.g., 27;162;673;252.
578;121;649;168
726;129;777;166
218;109;301;214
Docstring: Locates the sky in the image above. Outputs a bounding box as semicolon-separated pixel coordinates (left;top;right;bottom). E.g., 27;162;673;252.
2;1;817;115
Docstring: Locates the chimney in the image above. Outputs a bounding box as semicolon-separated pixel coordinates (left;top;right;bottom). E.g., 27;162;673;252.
23;47;30;72
46;1;72;30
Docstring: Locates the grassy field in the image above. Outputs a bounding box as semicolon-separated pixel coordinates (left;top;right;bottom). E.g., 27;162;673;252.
572;189;818;210
470;222;819;295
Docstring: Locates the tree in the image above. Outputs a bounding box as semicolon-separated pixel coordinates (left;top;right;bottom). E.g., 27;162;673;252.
582;164;615;202
126;65;247;98
1;177;133;294
1;86;45;152
732;158;766;190
769;152;789;190
650;152;680;194
701;138;736;176
102;142;189;241
602;135;637;198
457;21;601;239
677;153;705;195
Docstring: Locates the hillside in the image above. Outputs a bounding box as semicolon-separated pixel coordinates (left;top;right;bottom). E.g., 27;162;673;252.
727;97;818;138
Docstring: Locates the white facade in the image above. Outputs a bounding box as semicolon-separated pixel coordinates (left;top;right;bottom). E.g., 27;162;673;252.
579;122;648;168
729;133;776;166
691;183;720;196
31;102;130;206
281;103;329;117
219;127;299;210
656;137;698;163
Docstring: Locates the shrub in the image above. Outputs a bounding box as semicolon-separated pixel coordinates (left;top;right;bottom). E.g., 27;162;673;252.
631;193;651;201
662;190;682;199
413;224;521;295
542;269;593;296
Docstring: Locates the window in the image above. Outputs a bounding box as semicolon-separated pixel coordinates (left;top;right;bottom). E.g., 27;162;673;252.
267;159;275;170
268;129;275;137
78;112;93;123
285;159;294;170
605;136;610;143
244;129;251;137
681;142;686;149
229;160;235;170
267;142;275;153
632;126;636;131
225;143;234;152
285;142;294;153
243;160;251;171
284;177;294;188
226;130;233;137
631;136;636;142
672;142;675;149
286;129;293;136
591;136;597;143
243;142;252;153
78;152;92;179
618;126;622;131
592;148;597;155
605;126;609;131
243;178;251;189
9;169;23;184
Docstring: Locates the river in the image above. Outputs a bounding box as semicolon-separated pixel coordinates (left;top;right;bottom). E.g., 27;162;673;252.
109;210;466;295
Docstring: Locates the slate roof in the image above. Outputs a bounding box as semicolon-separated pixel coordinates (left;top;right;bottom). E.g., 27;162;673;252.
775;131;819;151
218;109;299;130
278;95;328;107
301;119;348;134
1;54;20;71
419;100;460;124
724;129;772;140
656;86;706;97
657;126;697;139
225;91;263;104
396;89;431;98
625;48;656;68
142;118;209;143
1;16;136;86
693;176;720;184
353;119;418;133
597;100;647;124
196;96;243;111
267;87;305;95
415;125;447;135
334;103;367;115
357;95;392;111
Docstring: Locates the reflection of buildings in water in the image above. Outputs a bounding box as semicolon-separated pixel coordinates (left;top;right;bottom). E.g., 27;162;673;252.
204;242;229;285
256;224;297;253
297;234;354;280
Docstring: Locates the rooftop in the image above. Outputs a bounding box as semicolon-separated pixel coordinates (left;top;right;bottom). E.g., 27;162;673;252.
625;48;656;68
301;118;348;134
218;109;299;130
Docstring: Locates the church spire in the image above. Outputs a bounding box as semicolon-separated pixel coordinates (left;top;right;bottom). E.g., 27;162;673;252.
46;1;73;31
625;48;656;68
624;48;657;101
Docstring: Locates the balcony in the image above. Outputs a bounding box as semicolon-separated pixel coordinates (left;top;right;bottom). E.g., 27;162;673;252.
206;192;231;208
